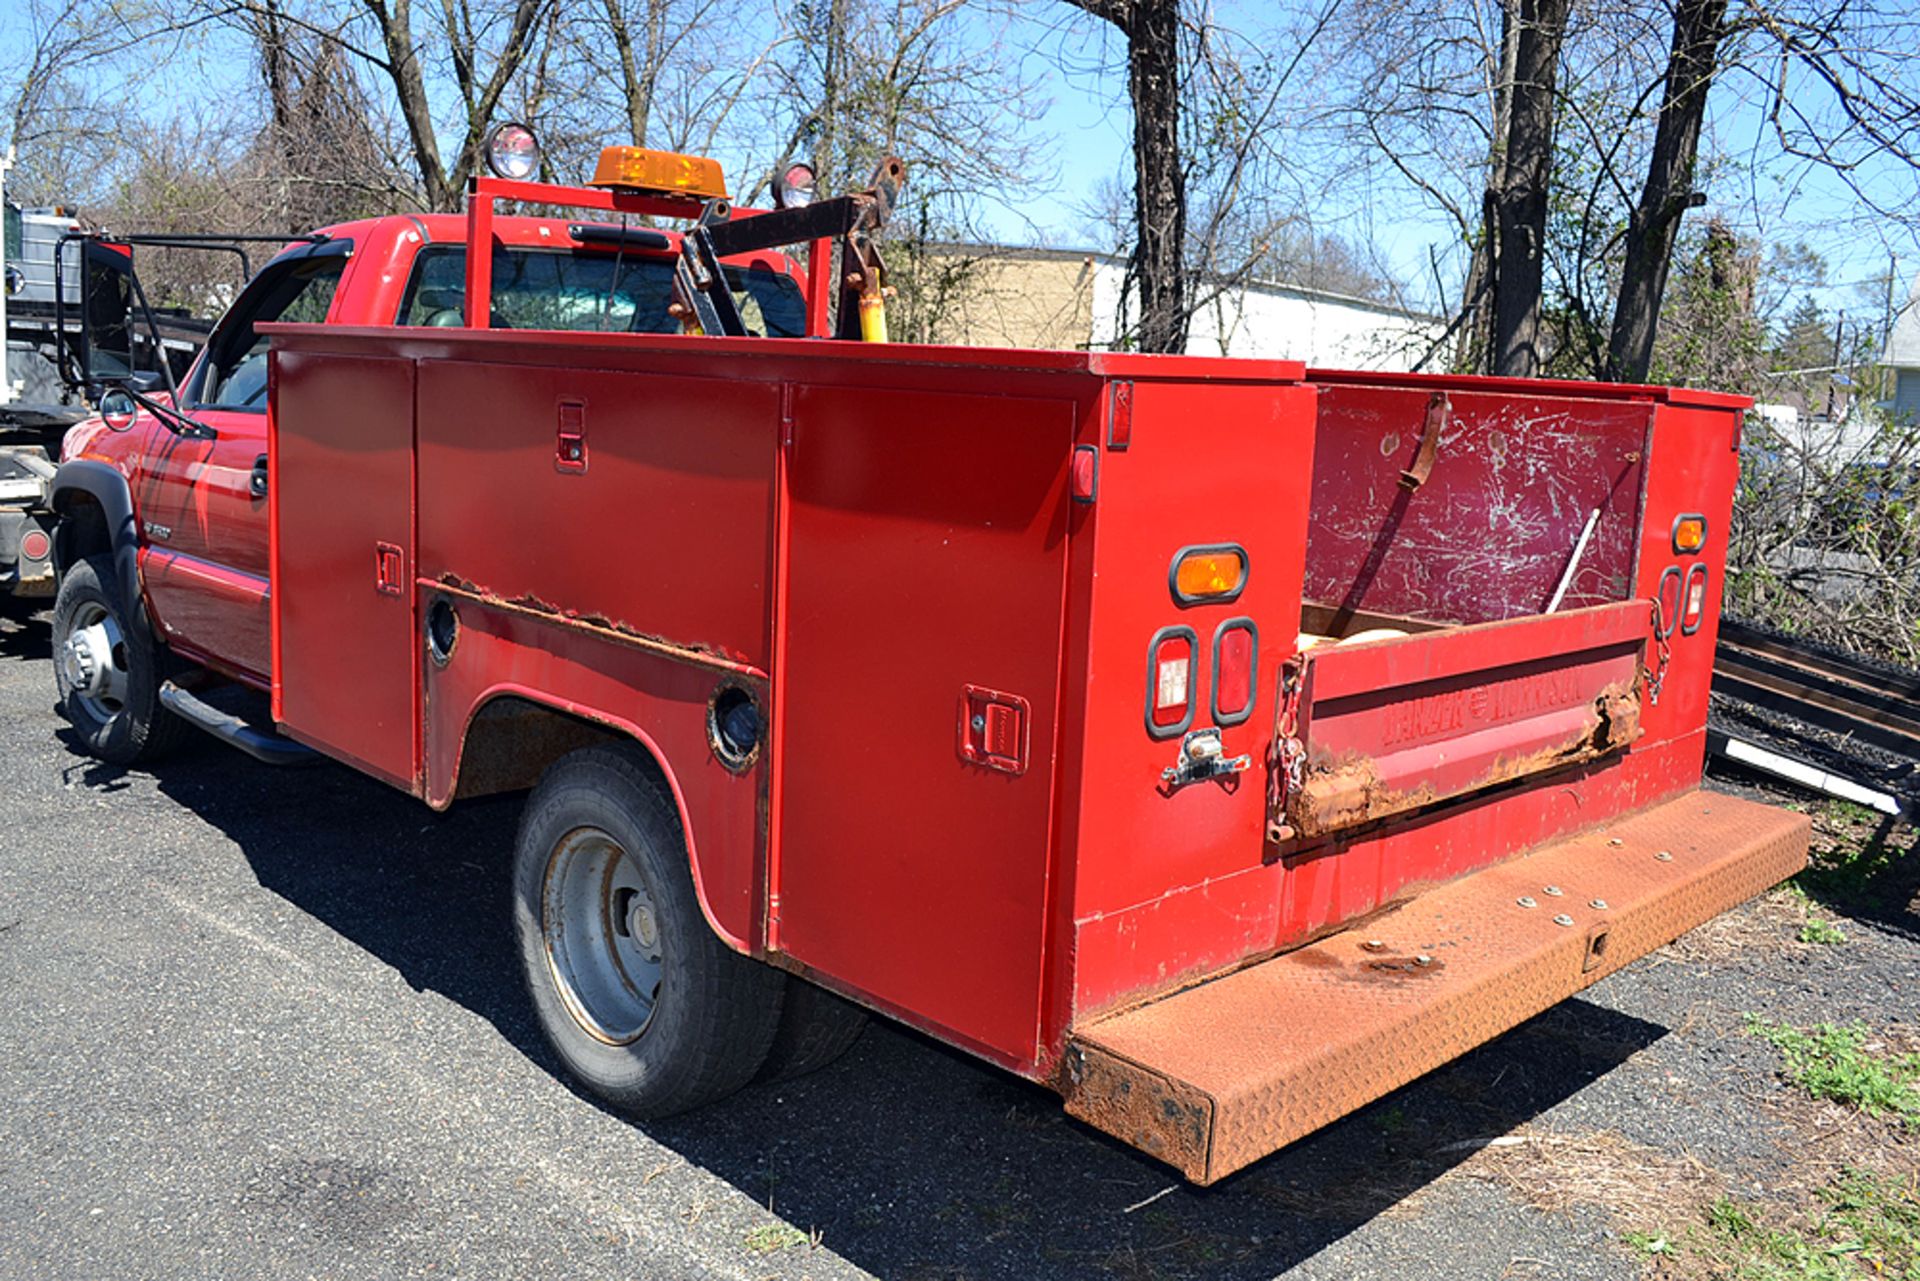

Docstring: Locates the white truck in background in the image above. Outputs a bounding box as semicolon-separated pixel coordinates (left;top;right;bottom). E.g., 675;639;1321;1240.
0;149;232;610
0;148;83;609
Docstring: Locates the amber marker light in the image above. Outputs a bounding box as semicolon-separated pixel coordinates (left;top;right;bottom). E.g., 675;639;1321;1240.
1170;544;1249;605
1671;514;1708;555
589;146;728;200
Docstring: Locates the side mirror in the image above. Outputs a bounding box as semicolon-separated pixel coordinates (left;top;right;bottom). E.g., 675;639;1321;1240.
99;387;138;432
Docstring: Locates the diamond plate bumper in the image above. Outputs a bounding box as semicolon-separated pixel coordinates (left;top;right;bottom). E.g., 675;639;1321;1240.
1061;789;1809;1184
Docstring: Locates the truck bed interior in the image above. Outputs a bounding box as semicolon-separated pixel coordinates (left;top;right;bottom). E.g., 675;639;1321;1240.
1298;378;1650;642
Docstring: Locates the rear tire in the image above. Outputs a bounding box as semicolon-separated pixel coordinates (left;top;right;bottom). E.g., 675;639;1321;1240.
755;976;868;1083
51;554;189;765
513;744;786;1117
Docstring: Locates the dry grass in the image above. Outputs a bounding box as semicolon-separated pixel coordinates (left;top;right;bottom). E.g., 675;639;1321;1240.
1752;1044;1920;1207
1660;885;1831;964
1452;1128;1728;1226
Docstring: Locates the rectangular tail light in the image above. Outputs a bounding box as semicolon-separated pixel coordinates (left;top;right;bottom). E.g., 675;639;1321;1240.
1212;619;1257;725
1147;626;1197;739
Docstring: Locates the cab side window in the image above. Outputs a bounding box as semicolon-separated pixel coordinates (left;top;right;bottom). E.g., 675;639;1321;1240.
193;253;346;411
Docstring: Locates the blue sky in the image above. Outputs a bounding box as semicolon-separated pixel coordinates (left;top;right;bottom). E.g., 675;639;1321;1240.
3;1;1909;332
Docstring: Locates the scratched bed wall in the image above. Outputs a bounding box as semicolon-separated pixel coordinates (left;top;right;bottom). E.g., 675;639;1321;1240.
1302;385;1653;628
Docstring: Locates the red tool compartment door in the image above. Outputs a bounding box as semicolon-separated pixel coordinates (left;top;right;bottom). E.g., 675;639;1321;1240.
269;351;420;790
774;383;1073;1065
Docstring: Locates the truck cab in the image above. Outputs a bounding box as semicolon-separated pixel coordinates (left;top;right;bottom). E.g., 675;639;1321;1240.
55;202;811;699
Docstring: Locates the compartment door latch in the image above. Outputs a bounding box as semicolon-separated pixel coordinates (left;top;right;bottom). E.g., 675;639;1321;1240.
960;685;1030;776
556;398;588;474
374;541;406;597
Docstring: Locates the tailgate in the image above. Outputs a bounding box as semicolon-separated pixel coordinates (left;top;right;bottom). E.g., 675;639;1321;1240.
1280;601;1647;841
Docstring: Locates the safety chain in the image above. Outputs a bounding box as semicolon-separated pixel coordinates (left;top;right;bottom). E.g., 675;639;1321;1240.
1646;597;1673;706
1266;666;1307;841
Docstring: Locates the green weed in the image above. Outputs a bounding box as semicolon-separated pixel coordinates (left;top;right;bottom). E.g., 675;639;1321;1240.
1798;917;1847;945
1795;802;1906;906
1745;1016;1920;1127
1631;1170;1919;1280
743;1223;810;1254
1624;1229;1678;1257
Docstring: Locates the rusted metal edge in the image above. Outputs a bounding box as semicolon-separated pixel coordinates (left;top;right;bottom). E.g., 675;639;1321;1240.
430;577;764;680
1062;794;1808;1184
1286;682;1642;839
1062;1044;1216;1181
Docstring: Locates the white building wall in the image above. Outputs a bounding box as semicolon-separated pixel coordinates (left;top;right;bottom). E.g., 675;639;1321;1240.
1088;260;1126;353
1085;260;1445;372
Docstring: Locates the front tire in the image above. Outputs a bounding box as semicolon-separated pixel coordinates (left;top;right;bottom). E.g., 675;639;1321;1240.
513;745;786;1117
52;554;188;764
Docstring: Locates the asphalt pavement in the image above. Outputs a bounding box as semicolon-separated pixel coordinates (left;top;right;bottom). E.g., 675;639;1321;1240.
1;603;1914;1281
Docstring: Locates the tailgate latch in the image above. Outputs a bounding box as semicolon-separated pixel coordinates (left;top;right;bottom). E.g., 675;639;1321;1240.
1161;728;1251;790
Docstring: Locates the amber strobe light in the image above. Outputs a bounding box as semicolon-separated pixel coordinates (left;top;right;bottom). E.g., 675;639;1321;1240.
1171;544;1249;605
1672;514;1708;555
590;146;728;199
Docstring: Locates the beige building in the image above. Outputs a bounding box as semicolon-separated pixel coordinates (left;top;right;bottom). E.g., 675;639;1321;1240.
912;244;1445;372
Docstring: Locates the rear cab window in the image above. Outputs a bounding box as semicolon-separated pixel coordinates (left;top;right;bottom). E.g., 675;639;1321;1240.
395;245;806;339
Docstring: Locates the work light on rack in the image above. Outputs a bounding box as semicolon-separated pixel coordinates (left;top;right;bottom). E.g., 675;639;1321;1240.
483;122;542;182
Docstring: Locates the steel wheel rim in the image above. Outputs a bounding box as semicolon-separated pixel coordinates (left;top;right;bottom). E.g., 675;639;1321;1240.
60;600;131;724
541;825;663;1045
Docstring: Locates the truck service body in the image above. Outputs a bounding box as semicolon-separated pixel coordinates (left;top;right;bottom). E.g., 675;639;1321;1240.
50;144;1808;1184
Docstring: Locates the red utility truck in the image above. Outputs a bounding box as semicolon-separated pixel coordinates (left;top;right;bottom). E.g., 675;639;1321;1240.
50;136;1808;1184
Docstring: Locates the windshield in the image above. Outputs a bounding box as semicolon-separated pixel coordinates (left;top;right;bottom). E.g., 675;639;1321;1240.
397;245;807;338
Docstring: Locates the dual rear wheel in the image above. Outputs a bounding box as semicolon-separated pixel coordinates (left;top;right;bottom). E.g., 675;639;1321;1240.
513;745;866;1116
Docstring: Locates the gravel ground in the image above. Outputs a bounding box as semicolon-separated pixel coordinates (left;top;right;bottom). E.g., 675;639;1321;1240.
1;603;1914;1281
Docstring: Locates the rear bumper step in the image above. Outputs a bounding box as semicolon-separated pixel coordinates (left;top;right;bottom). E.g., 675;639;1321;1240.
1061;789;1808;1184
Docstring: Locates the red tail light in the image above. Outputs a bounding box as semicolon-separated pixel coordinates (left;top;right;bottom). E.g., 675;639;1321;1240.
1681;564;1708;635
1212;619;1257;725
1147;626;1197;739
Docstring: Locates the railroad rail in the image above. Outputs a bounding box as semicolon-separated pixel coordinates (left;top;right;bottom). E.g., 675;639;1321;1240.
1708;617;1920;819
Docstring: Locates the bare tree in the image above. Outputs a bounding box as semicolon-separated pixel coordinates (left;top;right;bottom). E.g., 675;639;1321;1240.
753;0;1045;337
2;0;164;204
1611;1;1920;381
1059;0;1186;353
242;1;411;230
1606;0;1727;381
1488;0;1569;376
1059;1;1346;351
187;0;550;210
361;0;548;209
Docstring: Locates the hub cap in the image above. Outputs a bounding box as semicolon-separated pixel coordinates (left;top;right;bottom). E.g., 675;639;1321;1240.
61;602;130;723
542;826;664;1045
